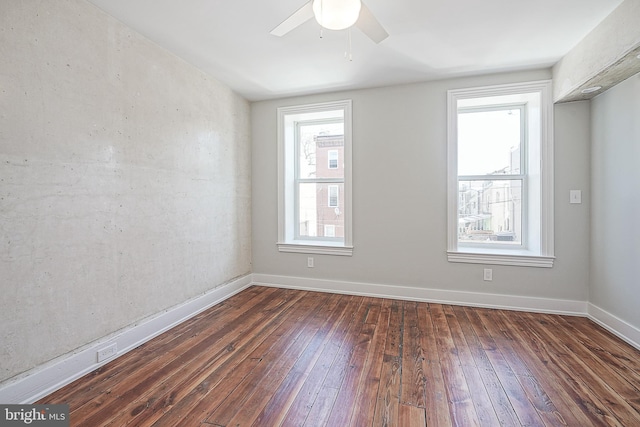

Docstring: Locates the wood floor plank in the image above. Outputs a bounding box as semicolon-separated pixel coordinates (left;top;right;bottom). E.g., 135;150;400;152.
456;306;521;426
510;310;623;426
523;312;640;426
401;301;427;408
399;403;426;426
107;289;304;427
278;295;364;427
348;298;392;427
224;296;340;426
202;291;334;426
301;386;339;427
324;322;376;426
561;315;640;375
325;298;382;426
248;292;349;427
497;308;611;427
323;297;373;381
228;293;345;426
37;287;640;427
112;288;298;427
417;303;453;427
468;308;546;426
315;296;370;394
430;303;481;426
556;315;640;405
478;307;572;427
142;289;312;427
372;299;403;427
68;287;291;426
444;305;502;427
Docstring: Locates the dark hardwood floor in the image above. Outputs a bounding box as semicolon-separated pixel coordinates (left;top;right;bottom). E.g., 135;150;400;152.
39;286;640;426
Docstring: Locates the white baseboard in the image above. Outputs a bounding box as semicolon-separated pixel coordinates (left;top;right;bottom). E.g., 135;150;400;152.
587;303;640;350
0;274;252;404
251;273;588;316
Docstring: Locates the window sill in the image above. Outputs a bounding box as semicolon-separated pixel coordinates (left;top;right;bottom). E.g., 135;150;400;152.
277;242;353;256
447;250;554;268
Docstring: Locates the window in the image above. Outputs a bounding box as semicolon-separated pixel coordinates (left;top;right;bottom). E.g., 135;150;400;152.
324;224;336;237
328;150;339;169
447;81;554;267
328;185;339;207
277;100;353;256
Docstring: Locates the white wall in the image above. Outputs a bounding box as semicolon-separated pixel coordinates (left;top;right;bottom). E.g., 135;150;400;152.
0;0;251;385
252;70;591;304
590;73;640;330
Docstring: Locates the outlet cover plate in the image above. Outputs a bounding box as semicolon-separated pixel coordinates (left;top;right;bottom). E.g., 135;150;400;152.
97;343;118;362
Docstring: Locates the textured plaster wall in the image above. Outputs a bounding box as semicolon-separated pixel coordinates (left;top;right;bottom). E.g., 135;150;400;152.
590;73;640;330
0;0;251;383
252;70;591;303
553;0;640;102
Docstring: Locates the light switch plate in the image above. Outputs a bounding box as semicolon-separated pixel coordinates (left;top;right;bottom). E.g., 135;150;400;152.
570;190;582;204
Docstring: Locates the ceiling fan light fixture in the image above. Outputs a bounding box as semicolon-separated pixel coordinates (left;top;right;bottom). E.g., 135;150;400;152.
312;0;362;31
581;86;602;94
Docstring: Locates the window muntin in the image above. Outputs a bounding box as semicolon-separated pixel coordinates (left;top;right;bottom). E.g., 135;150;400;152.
277;100;353;255
447;81;554;267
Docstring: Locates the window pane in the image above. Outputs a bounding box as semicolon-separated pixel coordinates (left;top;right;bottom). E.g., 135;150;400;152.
458;108;521;176
328;185;339;207
324;225;336;237
328;150;339;169
298;122;344;179
458;180;522;245
298;182;344;239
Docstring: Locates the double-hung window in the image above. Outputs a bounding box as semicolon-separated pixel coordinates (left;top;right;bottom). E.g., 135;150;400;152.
277;100;353;256
328;150;339;169
447;81;554;267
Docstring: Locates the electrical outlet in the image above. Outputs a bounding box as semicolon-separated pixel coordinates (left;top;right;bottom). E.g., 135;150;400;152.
97;343;118;362
307;257;314;268
483;268;493;281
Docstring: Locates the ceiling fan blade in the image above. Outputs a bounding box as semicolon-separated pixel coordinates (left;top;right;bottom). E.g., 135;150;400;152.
270;1;315;37
356;3;389;44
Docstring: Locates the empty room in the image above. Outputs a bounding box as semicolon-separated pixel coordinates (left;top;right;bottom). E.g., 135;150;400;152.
1;0;639;426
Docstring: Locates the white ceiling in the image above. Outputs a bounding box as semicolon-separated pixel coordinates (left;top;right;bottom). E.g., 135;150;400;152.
86;0;624;101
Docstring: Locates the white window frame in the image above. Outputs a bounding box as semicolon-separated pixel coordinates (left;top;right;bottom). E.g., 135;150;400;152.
447;81;555;268
277;100;353;256
328;150;339;169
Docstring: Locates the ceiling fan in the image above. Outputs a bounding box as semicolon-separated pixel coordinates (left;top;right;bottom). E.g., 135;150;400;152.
270;0;389;44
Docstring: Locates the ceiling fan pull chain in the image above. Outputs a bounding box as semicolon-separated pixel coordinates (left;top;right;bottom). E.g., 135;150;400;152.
319;0;324;38
345;28;353;61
